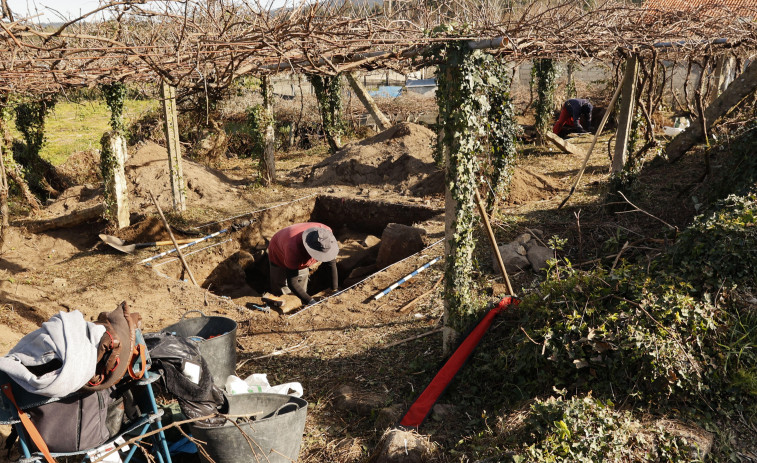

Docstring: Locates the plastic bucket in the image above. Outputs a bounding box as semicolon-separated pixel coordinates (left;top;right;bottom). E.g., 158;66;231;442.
161;310;237;386
191;393;308;463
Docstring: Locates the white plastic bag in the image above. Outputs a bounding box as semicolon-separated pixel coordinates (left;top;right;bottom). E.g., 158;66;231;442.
242;373;303;398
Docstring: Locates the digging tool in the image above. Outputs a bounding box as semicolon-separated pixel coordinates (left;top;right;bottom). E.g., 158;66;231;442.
139;220;252;265
148;190;198;286
99;234;196;254
474;189;515;296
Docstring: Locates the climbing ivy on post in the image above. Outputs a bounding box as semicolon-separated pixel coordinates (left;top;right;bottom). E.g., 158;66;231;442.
14;95;58;197
437;44;517;336
14;96;55;165
101;82;127;134
485;60;519;211
245;103;273;183
532;59;559;144
308;74;344;153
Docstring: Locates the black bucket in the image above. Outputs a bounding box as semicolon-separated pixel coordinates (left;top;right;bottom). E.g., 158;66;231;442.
161;310;237;386
191;393;308;463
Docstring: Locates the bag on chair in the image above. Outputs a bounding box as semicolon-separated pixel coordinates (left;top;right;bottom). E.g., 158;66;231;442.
83;301;146;391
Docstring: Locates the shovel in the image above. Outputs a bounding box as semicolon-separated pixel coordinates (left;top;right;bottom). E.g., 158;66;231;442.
99;234;196;254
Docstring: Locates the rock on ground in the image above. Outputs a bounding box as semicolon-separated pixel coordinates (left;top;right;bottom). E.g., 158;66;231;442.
376;223;426;270
494;242;530;274
370;429;434;463
527;245;554;271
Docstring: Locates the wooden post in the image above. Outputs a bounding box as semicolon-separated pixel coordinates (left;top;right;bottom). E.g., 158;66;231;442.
612;55;639;174
160;80;187;212
262;75;276;185
345;72;391;131
711;54;736;102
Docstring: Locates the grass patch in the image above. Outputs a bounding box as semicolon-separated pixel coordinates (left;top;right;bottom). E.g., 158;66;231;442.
9;99;158;166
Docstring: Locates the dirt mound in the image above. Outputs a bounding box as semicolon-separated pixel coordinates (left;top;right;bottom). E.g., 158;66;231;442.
126;141;250;212
506;168;562;205
305;122;440;192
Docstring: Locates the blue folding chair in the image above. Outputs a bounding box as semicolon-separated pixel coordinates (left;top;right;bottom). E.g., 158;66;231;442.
0;330;172;463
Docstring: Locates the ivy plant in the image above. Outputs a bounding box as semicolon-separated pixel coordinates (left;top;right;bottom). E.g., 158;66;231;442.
436;43;518;331
308;74;344;153
532;59;559;143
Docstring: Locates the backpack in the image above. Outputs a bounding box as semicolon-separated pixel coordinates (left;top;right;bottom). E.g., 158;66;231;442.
83;301;146;391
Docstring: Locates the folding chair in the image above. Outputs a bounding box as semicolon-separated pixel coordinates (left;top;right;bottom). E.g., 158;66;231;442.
0;330;173;463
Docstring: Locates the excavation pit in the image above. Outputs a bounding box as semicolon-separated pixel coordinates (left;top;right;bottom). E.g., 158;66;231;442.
151;195;443;306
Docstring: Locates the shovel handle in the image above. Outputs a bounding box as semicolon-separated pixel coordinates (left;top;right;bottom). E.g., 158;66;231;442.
141;239;196;247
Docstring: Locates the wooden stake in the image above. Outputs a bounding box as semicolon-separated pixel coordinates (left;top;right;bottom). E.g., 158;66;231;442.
160;80;187;212
474;188;514;296
148;190;198;286
345;72;391;131
612;54;639;173
397;276;442;313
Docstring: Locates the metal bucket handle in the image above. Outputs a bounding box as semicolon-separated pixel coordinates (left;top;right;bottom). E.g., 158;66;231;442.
180;309;207;322
273;402;300;417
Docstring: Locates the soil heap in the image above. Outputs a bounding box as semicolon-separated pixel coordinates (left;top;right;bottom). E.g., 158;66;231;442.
305;122;441;193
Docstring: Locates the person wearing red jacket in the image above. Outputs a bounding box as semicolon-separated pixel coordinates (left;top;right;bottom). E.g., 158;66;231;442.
553;98;593;138
268;222;339;304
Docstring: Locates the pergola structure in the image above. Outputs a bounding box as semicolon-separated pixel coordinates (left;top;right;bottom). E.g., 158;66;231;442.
0;0;755;94
1;0;756;336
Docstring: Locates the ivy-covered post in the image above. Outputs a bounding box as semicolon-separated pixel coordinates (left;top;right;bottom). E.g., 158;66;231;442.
0;93;10;240
486;60;518;211
437;44;490;353
261;75;276;185
532;59;559;144
100;82;130;228
308;74;344;153
14;96;63;197
613;54;639;174
160;80;187;212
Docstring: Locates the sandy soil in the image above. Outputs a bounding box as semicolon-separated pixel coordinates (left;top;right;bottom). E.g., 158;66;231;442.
0;122;701;462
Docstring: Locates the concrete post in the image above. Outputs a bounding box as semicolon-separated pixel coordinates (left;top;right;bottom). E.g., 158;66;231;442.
102;132;130;228
612;55;639;174
160;80;187;212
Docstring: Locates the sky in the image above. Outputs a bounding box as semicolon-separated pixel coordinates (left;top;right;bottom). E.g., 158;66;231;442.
8;0;103;21
6;0;297;22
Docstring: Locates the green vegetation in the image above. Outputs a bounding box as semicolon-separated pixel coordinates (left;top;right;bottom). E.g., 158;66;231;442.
447;121;757;461
9;98;157;166
514;394;701;462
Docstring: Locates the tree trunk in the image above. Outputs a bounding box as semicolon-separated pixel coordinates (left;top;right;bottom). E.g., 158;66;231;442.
667;58;757;163
345;72;392;131
6;162;41;212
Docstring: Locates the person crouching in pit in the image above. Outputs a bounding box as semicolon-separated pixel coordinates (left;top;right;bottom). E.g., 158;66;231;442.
268;222;339;306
